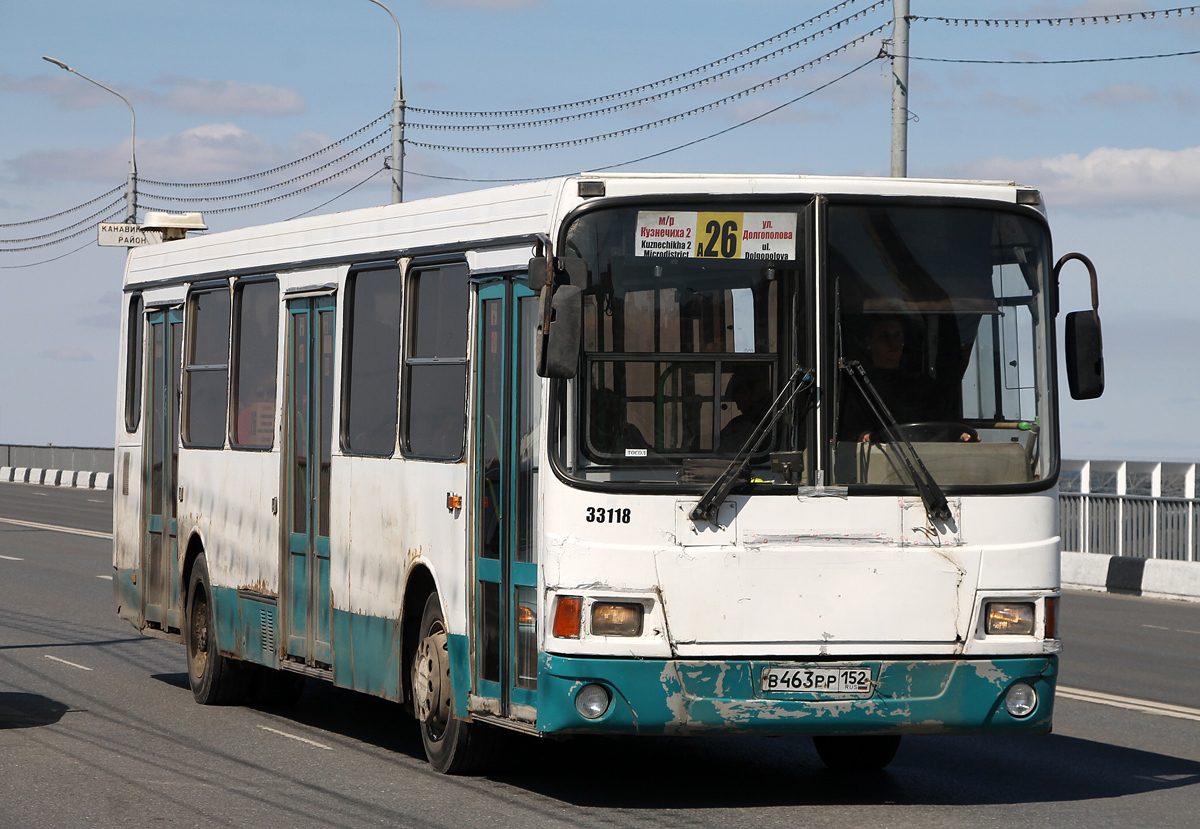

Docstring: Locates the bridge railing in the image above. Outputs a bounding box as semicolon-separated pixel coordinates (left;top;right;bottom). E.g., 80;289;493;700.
1060;460;1197;562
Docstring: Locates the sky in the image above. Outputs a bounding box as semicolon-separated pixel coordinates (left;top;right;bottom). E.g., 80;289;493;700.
1;0;1198;463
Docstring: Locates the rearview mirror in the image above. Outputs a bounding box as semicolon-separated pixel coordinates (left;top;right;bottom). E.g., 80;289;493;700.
536;285;582;378
1065;310;1104;400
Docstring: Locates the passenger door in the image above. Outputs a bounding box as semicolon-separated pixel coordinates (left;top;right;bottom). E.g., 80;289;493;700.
142;307;182;631
283;296;336;668
472;278;540;721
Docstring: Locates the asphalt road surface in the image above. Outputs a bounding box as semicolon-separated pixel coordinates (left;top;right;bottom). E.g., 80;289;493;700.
2;481;1199;828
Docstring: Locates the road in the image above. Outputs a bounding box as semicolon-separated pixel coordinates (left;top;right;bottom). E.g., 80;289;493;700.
2;481;1199;828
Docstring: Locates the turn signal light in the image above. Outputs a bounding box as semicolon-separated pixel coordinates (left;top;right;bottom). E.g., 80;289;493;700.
986;602;1035;635
552;596;582;638
1045;597;1059;639
591;602;644;637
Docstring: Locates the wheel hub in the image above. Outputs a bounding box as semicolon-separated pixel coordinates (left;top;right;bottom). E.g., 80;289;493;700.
413;630;450;733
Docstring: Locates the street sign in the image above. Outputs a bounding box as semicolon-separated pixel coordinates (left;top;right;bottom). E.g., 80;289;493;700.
98;223;164;247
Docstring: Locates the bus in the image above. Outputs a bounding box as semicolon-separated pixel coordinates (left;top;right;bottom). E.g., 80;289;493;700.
113;173;1105;773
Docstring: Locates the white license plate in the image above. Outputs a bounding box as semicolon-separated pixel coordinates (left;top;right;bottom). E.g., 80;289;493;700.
760;665;874;697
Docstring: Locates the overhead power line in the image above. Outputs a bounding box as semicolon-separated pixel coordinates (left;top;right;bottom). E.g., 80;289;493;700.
0;185;123;228
894;48;1200;65
910;5;1197;27
411;26;888;154
409;0;877;118
409;1;889;133
0;196;125;245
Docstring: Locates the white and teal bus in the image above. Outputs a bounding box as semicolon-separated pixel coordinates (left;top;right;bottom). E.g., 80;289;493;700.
113;173;1104;773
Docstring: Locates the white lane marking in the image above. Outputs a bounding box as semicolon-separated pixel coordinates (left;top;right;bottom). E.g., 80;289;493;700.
45;655;93;671
87;499;103;503
1142;625;1170;630
257;725;333;750
96;574;113;581
1142;624;1200;636
0;554;25;561
0;516;112;540
1058;686;1200;723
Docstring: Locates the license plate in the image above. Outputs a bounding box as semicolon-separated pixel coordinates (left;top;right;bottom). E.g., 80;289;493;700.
760;665;874;697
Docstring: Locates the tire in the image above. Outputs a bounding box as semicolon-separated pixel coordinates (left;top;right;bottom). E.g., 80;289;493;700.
247;664;306;708
812;735;901;772
411;593;496;774
184;554;247;705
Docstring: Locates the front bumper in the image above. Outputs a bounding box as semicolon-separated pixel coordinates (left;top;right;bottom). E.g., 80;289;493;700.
536;654;1057;736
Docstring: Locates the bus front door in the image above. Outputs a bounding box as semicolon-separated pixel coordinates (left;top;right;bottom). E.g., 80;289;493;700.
143;307;182;632
472;279;540;722
283;296;335;669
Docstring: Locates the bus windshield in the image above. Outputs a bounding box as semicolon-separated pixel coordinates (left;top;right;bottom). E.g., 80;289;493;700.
554;199;1055;491
556;203;808;487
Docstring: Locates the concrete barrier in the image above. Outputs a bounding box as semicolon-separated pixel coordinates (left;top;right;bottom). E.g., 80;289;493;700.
13;467;28;483
1062;551;1200;603
0;467;11;482
73;471;94;489
93;471;112;490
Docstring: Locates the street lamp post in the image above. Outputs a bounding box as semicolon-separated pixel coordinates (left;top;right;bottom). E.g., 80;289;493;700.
366;0;405;204
43;56;138;223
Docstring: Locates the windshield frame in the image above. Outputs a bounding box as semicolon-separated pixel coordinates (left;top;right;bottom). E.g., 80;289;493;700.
547;193;1061;497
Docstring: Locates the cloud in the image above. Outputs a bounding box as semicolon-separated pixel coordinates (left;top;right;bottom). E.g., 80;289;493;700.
153;76;305;116
6;70;304;118
936;145;1200;213
2;123;335;184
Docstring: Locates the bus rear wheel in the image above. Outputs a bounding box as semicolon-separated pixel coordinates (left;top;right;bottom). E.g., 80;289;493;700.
411;593;495;774
812;735;901;772
185;554;247;705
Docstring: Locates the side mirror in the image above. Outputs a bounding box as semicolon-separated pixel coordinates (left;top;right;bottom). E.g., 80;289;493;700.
527;256;587;291
1065;310;1104;400
536;284;582;378
1055;252;1105;400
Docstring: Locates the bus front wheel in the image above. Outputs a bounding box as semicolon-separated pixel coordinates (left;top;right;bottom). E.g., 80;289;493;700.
184;554;247;705
812;735;901;771
411;593;495;774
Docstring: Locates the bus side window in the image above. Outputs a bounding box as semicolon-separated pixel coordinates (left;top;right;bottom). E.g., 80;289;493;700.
183;285;231;448
403;263;469;459
124;293;143;432
343;264;402;456
230;279;279;449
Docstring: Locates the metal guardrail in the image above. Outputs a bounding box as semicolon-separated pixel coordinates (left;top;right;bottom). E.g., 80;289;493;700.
1060;493;1198;561
1060;460;1198;562
0;444;114;474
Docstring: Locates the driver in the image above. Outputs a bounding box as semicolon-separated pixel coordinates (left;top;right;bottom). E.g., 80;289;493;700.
841;315;973;443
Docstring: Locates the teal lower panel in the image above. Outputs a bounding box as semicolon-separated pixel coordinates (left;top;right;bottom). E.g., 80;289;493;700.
448;633;472;718
331;608;401;701
537;654;1057;736
113;567;141;630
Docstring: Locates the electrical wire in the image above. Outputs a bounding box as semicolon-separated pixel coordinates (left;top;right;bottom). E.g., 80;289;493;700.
910;5;1197;27
408;1;890;132
411;26;887;154
893;48;1200;65
409;0;874;118
138;130;389;204
0;205;125;252
287;165;388;220
0;237;99;269
0;196;126;245
0;185;123;228
139;111;391;188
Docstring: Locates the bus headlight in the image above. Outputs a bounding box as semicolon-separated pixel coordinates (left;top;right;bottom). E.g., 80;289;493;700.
1005;682;1038;718
591;602;644;636
575;683;611;719
985;602;1035;635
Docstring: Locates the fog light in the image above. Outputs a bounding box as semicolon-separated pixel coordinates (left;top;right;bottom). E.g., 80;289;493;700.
591;602;644;636
1005;682;1038;718
575;683;611;720
986;602;1035;635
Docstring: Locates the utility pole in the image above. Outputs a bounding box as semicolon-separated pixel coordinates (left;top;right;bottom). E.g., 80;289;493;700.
890;0;910;177
44;56;138;221
367;0;405;203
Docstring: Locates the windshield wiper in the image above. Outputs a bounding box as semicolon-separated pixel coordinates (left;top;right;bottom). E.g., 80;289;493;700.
840;359;951;523
690;366;816;524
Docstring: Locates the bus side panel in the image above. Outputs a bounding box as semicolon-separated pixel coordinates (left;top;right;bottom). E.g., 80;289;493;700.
113;291;144;631
329;456;469;699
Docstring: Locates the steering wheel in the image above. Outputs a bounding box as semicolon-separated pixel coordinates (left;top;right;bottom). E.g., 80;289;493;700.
892;422;980;443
